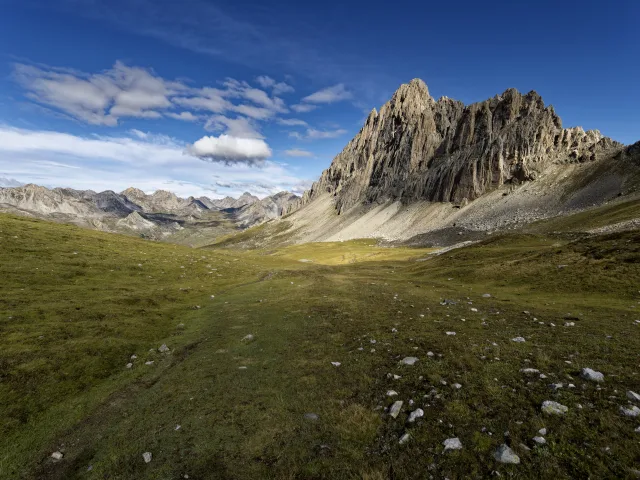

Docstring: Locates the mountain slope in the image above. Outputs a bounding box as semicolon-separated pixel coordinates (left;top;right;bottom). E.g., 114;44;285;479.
247;81;640;247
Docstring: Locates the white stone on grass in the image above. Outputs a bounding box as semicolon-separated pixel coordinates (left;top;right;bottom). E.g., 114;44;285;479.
443;437;462;450
400;357;419;365
580;368;604;382
520;368;539;375
620;405;640;417
142;452;152;463
452;383;462;389
494;444;520;464
241;334;255;342
145;361;154;365
538;428;547;435
407;408;424;423
389;400;403;418
51;451;64;460
446;331;456;336
158;344;170;353
387;390;398;397
541;400;568;415
627;391;640;402
331;362;341;367
533;436;546;444
125;363;133;369
303;413;319;421
511;337;526;343
399;433;411;445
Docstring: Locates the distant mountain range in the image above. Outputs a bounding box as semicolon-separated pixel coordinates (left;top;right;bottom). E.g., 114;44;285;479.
0;184;299;246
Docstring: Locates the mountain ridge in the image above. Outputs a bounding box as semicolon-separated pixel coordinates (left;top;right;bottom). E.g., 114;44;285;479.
0;183;299;245
296;79;624;215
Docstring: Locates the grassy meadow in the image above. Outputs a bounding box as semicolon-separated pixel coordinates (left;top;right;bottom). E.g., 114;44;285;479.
1;213;639;479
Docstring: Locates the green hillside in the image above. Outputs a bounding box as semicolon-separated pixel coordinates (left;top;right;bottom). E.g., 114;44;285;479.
1;213;639;479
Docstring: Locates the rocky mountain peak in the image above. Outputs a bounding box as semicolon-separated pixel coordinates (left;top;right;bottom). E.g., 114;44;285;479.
299;79;624;213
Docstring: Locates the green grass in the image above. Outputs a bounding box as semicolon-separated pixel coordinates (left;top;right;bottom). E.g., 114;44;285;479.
1;213;640;479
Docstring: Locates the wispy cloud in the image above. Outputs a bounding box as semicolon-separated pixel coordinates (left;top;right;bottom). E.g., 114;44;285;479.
291;103;317;113
302;84;352;104
13;61;292;132
277;118;308;127
284;149;314;157
289;128;347;140
204;115;263;139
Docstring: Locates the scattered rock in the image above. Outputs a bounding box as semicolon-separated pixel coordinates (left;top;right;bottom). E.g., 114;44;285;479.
145;361;154;365
494;444;520;464
452;383;462;389
125;363;133;369
51;451;64;460
130;354;137;360
620;405;640;417
142;452;152;463
407;408;424;423
538;428;547;435
580;368;604;382
303;413;319;421
158;344;170;353
520;368;539;375
389;401;403;418
446;331;456;336
482;294;492;298
443;437;463;451
400;357;419;365
331;362;341;367
564;322;575;327
241;334;255;342
542;400;568;415
399;433;411;445
387;390;398;397
511;337;526;343
627;391;640;402
427;351;434;357
533;436;546;445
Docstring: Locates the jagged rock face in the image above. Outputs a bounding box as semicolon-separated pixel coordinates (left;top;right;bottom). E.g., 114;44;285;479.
0;184;97;216
235;192;300;227
303;79;623;212
206;192;260;210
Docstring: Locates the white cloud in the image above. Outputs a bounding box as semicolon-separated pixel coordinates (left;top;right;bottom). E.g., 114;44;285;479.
291;103;317;113
173;87;231;113
284;149;314;157
256;75;275;88
14;61;187;126
167;111;200;121
277;118;308;127
256;75;294;95
0;125;308;198
273;82;294;95
302;84;352;104
290;128;347;140
187;134;271;164
205;115;263;138
232;104;275;120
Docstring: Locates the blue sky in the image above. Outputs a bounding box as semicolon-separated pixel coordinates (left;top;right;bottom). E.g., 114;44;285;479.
0;0;638;198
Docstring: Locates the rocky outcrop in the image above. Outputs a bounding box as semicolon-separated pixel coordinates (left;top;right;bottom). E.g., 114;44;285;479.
234;191;300;227
205;192;260;210
301;79;623;213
